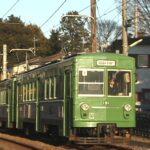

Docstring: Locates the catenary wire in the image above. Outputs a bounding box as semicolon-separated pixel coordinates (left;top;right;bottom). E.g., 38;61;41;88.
40;0;67;28
44;0;101;35
2;0;20;19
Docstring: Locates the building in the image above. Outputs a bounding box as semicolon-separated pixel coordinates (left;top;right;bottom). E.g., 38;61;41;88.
0;51;65;80
112;36;150;111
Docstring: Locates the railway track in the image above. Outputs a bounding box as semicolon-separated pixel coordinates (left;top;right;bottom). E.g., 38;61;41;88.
0;132;150;150
0;138;39;150
0;133;66;150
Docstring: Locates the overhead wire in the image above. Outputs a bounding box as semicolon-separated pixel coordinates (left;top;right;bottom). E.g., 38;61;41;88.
79;0;101;13
2;0;20;19
44;23;60;35
40;0;67;28
44;0;129;36
44;0;101;35
99;0;131;18
96;0;126;45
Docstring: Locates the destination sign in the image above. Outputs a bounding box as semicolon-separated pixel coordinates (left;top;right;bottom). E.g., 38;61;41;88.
96;60;116;66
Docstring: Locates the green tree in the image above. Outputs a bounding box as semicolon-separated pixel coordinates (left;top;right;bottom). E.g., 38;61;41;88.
4;14;23;23
48;29;61;55
27;24;50;56
0;15;50;66
60;11;90;54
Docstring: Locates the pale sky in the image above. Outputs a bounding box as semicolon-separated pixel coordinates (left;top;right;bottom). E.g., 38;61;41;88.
0;0;121;37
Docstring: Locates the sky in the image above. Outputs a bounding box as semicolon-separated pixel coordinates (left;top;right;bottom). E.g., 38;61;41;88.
0;0;121;38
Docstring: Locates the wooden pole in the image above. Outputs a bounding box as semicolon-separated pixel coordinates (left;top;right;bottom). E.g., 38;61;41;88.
91;0;97;52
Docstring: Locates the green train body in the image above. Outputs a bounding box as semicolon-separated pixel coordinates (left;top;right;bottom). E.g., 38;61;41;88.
0;52;136;143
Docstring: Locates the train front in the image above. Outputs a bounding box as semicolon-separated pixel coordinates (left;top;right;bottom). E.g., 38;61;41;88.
69;54;136;144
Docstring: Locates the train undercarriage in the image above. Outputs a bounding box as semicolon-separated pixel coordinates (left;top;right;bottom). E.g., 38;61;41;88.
69;124;131;144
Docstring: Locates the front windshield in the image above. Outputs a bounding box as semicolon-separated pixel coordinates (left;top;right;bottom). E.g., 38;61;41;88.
108;70;131;96
78;69;104;96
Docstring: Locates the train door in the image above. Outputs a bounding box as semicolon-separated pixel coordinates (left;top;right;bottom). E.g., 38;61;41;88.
64;69;72;136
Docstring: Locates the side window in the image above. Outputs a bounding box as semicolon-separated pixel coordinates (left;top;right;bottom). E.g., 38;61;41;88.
44;77;57;100
23;84;26;102
44;79;49;100
17;84;23;102
29;82;36;101
0;90;7;104
50;77;54;99
32;82;36;100
29;83;32;101
22;82;36;102
26;84;29;101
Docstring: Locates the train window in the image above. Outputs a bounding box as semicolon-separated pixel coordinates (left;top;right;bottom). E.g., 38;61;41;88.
44;79;49;100
23;84;26;102
29;83;32;101
45;77;57;99
48;78;52;99
17;84;23;102
27;82;36;101
26;84;29;101
0;90;7;104
54;77;57;99
108;70;131;96
32;82;36;100
22;83;36;102
78;69;104;96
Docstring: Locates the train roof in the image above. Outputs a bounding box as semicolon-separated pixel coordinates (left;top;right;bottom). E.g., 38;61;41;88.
9;52;134;78
74;52;134;59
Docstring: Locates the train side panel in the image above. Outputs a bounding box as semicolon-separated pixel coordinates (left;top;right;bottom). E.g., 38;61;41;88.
0;78;16;128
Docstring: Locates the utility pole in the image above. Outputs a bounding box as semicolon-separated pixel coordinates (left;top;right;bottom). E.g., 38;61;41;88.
134;0;139;38
3;44;7;80
91;0;97;52
122;0;128;55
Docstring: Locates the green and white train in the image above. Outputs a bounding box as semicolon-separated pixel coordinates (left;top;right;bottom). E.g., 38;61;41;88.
0;52;136;143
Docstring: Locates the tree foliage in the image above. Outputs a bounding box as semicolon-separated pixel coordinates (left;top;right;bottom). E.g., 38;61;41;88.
0;15;50;66
60;11;91;54
97;19;122;50
115;0;150;37
135;0;150;35
48;29;61;55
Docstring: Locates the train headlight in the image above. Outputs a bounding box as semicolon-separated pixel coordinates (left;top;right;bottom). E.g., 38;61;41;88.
81;103;89;111
124;104;132;112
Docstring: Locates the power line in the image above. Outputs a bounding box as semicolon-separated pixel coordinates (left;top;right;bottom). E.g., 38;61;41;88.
79;0;101;13
44;0;100;35
44;0;123;36
99;0;131;18
2;0;20;19
44;24;60;35
40;0;67;28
